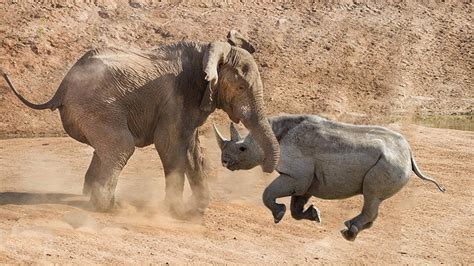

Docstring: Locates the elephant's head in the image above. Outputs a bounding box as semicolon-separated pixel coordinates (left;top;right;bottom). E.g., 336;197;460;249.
200;36;279;173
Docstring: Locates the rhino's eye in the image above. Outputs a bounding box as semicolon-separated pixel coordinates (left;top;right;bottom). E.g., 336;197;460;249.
239;146;247;152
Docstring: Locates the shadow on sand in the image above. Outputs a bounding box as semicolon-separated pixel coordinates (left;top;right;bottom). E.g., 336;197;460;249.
0;192;90;209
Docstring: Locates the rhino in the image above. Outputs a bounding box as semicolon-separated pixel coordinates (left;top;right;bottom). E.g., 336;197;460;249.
213;114;445;241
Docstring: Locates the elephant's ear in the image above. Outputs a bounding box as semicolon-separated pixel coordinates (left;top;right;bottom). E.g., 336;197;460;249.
201;41;231;112
227;30;256;54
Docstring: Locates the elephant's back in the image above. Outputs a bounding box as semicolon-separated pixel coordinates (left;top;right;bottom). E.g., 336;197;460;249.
62;48;159;93
56;47;181;145
56;47;171;109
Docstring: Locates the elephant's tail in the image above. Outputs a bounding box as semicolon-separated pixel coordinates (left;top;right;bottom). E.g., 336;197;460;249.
411;151;446;192
1;70;61;110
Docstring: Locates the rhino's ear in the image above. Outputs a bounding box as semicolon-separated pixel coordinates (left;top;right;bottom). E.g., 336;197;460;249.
229;122;242;141
227;30;255;54
213;123;227;149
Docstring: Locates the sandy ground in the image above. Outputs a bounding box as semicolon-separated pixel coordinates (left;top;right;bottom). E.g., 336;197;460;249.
0;124;472;264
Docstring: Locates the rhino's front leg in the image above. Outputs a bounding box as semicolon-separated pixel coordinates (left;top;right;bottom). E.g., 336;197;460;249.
262;174;311;224
262;175;290;223
290;195;321;223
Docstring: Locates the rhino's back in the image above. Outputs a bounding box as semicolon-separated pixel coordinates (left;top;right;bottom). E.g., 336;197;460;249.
275;115;411;199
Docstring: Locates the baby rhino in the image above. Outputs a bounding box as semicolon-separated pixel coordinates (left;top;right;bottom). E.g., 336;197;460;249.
214;114;445;241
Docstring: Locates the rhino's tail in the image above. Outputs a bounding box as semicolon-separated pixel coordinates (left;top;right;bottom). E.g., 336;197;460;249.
1;70;60;110
411;152;446;192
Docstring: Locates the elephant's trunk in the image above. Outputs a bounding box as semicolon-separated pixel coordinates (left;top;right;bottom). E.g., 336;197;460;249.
241;86;279;173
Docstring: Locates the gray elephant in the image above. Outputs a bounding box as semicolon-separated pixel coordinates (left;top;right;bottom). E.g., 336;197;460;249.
1;30;279;216
214;115;445;240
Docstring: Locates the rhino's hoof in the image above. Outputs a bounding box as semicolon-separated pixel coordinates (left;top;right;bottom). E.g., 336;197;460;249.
273;204;286;224
307;205;321;223
341;225;358;241
363;221;374;229
344;220;351;229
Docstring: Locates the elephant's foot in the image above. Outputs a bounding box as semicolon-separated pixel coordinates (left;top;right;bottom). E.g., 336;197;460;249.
185;192;210;216
82;182;92;197
88;181;118;212
164;196;189;220
168;204;187;220
341;221;359;241
168;206;204;221
90;191;115;212
304;204;321;223
183;208;205;220
272;204;286;224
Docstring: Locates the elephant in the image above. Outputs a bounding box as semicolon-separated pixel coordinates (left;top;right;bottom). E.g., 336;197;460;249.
1;30;280;217
214;115;445;240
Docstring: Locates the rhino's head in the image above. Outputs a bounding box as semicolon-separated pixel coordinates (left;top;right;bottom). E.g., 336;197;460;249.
213;122;264;171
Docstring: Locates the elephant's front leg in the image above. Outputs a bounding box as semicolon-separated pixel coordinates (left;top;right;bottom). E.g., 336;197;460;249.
185;131;210;216
154;134;187;219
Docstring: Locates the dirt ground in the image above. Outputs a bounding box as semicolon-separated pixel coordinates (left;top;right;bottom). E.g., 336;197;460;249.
0;125;473;264
0;0;473;264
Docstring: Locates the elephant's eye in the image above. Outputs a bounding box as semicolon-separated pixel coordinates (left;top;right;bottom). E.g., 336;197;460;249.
239;146;247;152
239;86;245;90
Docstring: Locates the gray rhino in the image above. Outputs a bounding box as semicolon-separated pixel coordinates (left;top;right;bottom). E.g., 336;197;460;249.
1;30;280;217
214;114;445;241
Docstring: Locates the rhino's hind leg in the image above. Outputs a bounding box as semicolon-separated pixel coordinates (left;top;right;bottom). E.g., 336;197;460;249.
290;195;321;223
341;195;381;241
363;221;374;229
262;174;301;224
341;156;398;241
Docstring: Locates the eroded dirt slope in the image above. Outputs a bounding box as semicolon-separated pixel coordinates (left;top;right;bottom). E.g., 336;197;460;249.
0;1;472;136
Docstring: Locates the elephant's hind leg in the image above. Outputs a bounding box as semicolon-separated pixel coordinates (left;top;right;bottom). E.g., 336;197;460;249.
83;151;99;196
85;126;135;212
290;195;321;223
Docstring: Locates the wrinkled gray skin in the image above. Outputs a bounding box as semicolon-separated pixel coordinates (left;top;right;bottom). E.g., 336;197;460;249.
214;114;445;241
1;31;280;217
